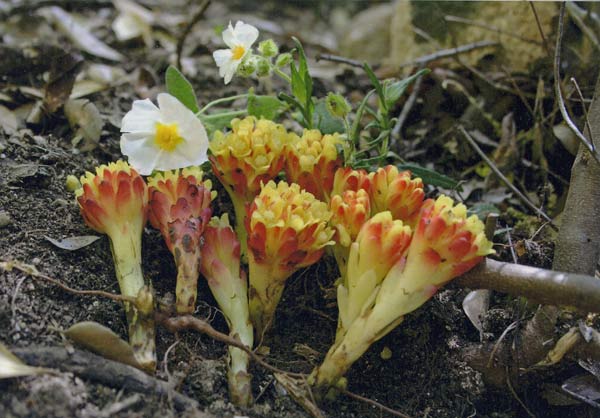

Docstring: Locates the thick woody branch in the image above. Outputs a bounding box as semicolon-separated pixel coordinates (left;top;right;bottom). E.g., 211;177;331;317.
454;259;600;313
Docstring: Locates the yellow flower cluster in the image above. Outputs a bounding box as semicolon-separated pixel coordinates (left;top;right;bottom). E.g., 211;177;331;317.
284;129;343;201
209;117;294;201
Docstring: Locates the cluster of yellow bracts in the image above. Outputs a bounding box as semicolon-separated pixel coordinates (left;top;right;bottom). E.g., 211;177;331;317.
74;116;494;406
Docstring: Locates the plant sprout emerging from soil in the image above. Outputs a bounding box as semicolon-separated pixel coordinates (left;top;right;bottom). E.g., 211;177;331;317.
245;181;334;338
74;160;156;371
147;167;214;314
199;214;253;407
309;195;495;397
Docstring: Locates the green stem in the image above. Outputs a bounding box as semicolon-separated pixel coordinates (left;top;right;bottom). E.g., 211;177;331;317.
200;110;247;121
197;94;248;115
227;301;254;406
273;66;292;84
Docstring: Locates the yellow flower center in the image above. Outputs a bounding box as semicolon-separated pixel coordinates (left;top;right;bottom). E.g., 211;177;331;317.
155;123;183;152
232;45;246;60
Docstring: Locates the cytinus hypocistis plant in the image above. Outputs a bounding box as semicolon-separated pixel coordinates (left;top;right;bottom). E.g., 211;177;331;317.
245;180;334;338
75;160;156;371
147;167;214;314
199;214;254;407
309;195;494;397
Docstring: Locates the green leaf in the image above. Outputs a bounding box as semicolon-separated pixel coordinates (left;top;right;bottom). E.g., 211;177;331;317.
396;162;460;189
278;92;303;111
292;37;310;86
468;202;501;221
383;68;430;111
247;93;287;120
363;63;385;111
349;89;376;143
290;61;306;106
313;99;345;134
165;65;199;113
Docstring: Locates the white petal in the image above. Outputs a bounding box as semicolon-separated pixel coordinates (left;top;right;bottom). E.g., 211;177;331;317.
121;98;159;133
156;93;190;121
233;21;258;47
221;60;238;84
120;134;160;175
222;21;236;49
213;49;232;68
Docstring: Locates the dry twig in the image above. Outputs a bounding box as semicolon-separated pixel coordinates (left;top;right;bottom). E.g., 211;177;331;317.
157;314;305;378
398;40;498;69
0;260;136;305
12;346;201;412
458;126;558;230
391;64;426;142
554;2;600;165
456;258;600;313
175;0;211;71
528;1;552;57
340;388;413;418
315;53;363;68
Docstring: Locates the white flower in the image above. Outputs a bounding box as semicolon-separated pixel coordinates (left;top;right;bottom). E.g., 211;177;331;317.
212;21;259;84
120;93;209;175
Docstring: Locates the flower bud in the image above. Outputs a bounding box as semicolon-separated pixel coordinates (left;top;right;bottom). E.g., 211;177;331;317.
237;55;257;77
258;39;278;57
65;175;81;193
275;52;292;68
326;93;351;118
255;56;271;77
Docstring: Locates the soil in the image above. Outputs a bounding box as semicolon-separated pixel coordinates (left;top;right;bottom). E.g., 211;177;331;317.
1;2;599;418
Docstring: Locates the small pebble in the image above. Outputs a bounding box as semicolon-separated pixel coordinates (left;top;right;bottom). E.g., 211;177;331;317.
0;211;12;228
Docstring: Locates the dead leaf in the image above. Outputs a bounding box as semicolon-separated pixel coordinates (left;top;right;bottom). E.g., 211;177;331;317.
535;327;581;367
44;52;84;113
0;341;51;379
273;373;325;418
562;374;600;408
44;7;124;62
0;105;18;134
44;235;100;251
64;99;103;150
462;289;490;339
64;321;142;369
112;0;154;46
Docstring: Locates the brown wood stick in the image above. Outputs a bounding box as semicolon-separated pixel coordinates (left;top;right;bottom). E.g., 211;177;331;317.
455;258;600;313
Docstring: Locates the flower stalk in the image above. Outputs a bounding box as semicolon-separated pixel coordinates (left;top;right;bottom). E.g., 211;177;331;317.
200;214;254;406
75;161;156;371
